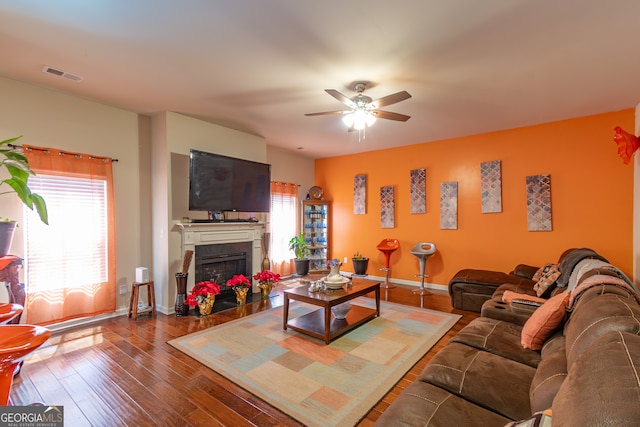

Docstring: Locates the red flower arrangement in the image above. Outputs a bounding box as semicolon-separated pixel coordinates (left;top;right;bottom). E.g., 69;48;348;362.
185;281;221;307
253;270;281;285
226;274;252;290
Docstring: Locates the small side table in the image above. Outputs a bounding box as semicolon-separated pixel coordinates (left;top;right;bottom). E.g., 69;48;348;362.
128;281;157;320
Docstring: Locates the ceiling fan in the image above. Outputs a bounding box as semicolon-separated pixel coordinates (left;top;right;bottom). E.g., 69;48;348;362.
305;82;411;131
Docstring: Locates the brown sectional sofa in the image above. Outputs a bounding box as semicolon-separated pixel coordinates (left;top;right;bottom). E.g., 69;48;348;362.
375;260;640;426
447;265;538;312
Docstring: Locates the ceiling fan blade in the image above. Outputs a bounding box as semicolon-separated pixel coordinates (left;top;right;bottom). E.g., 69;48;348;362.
372;110;411;122
370;91;411;108
325;89;356;109
304;110;348;116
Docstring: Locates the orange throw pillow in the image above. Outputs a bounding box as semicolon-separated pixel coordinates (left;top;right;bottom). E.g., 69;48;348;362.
521;292;570;350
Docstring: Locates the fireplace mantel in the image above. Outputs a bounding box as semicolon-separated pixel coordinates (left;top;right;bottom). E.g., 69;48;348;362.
177;222;266;292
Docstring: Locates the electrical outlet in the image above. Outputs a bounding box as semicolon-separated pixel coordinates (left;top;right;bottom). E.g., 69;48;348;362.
343;256;348;264
119;284;129;295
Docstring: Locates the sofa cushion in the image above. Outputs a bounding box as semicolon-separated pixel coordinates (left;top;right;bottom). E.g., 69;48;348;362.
529;335;567;413
521;292;569;350
372;381;510;427
449;269;537;312
492;281;537;300
419;343;535;420
451;317;541;367
481;298;537;327
553;331;640;427
502;290;545;305
564;292;640;367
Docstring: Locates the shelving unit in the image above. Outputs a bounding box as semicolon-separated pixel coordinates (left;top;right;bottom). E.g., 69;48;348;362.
302;200;330;273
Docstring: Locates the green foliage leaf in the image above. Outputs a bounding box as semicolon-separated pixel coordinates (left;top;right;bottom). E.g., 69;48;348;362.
0;135;49;225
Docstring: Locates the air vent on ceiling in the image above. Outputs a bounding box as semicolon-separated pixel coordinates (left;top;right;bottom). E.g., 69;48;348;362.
42;65;83;82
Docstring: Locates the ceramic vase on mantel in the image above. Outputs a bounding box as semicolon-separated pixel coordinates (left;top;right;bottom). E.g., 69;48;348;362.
235;287;248;305
197;294;215;316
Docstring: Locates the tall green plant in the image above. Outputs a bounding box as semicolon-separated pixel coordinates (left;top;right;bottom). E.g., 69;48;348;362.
0;136;48;224
288;231;309;260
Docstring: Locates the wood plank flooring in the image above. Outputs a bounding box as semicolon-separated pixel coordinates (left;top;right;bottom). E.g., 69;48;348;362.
10;280;478;426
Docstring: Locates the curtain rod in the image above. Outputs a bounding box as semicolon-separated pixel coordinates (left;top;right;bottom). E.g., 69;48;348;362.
271;181;300;186
8;143;118;162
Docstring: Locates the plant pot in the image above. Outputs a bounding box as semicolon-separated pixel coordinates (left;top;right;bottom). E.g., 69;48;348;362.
258;282;273;299
352;258;369;275
294;259;310;276
234;287;249;305
197;294;215;316
0;222;17;257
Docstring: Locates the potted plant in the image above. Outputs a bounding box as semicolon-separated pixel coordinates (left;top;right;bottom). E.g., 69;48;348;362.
226;274;252;305
288;231;310;276
185;280;221;316
0;136;48;256
352;251;369;275
253;269;281;299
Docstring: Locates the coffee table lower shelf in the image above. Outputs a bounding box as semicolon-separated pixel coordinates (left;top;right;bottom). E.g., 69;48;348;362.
286;305;376;344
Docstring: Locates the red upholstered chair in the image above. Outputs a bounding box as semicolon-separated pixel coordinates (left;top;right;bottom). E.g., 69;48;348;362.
377;238;400;288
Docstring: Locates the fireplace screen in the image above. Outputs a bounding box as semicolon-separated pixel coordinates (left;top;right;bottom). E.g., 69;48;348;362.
195;241;253;302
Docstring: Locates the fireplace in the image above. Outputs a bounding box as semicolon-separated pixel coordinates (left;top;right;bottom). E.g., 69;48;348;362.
195;241;252;304
178;222;265;312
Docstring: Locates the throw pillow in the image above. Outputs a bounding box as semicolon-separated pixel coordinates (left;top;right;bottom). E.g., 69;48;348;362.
532;264;551;282
521;292;570;350
533;264;561;297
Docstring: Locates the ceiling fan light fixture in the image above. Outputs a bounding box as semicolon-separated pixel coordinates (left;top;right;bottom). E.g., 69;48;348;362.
342;109;376;130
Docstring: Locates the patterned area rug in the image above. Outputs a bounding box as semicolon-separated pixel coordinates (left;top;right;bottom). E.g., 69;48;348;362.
168;297;460;427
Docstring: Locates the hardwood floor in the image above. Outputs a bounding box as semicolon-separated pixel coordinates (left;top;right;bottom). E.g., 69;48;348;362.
10;280;478;426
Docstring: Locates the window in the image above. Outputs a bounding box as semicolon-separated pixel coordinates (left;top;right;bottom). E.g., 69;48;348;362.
25;175;108;291
23;146;116;325
269;181;298;276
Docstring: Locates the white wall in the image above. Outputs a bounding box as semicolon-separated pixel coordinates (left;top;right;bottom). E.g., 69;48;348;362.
0;77;317;320
151;111;269;313
267;145;315;204
0;76;148;312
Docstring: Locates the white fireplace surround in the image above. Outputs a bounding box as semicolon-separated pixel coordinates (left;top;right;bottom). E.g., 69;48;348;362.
177;222;265;293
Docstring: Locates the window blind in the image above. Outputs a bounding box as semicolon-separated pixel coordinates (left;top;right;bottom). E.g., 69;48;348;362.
24;174;109;292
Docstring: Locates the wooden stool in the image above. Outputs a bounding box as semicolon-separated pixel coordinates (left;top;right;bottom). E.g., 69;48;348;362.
128;281;156;320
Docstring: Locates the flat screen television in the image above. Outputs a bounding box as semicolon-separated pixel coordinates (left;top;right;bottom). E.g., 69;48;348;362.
189;149;271;213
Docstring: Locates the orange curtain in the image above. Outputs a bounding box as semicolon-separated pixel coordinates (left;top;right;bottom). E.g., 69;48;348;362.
23;145;116;325
270;181;298;277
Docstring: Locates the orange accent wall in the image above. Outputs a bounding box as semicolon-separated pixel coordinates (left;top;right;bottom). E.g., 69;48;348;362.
314;109;634;287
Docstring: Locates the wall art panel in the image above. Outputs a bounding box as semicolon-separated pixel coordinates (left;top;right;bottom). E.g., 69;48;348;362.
380;185;395;228
354;174;367;214
440;182;458;230
410;168;426;214
526;174;552;231
481;160;502;213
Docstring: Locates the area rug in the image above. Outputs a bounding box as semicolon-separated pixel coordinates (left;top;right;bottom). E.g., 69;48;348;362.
168;297;461;427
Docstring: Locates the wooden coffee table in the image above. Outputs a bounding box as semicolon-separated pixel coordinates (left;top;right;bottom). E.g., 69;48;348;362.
283;278;380;344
